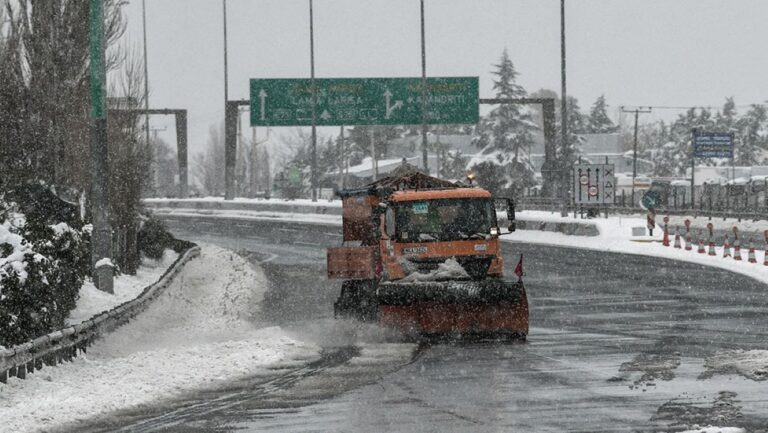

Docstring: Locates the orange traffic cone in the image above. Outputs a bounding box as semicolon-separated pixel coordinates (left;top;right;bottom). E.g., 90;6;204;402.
764;244;768;266
674;226;681;249
697;230;706;254
748;238;757;263
685;228;692;251
662;218;670;246
723;234;731;258
708;235;716;256
734;237;742;261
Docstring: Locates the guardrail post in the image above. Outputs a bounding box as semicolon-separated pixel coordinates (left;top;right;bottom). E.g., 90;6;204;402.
0;369;7;383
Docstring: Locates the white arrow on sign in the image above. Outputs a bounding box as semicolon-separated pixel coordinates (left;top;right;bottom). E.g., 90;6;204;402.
383;89;403;119
258;89;268;121
320;110;331;121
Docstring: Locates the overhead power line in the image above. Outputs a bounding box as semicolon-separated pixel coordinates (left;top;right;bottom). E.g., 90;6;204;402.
617;103;766;111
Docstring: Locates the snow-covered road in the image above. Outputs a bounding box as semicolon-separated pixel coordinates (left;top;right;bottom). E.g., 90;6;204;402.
83;215;766;433
0;245;320;433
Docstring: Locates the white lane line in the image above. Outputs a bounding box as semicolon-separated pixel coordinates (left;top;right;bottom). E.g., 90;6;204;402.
257;253;279;264
294;241;320;247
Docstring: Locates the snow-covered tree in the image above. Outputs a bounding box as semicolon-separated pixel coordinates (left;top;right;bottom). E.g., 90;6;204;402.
470;49;537;195
586;95;617;133
736;104;768;166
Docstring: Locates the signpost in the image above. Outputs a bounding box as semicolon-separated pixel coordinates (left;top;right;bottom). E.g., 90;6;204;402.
691;130;735;208
249;77;478;127
573;163;616;205
693;131;734;158
89;0;113;293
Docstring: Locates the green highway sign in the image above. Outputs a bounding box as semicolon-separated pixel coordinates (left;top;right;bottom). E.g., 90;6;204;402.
249;77;478;127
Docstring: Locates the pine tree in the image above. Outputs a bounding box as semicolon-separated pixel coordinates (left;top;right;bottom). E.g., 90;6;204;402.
470;48;537;195
737;105;768;166
586;95;616;133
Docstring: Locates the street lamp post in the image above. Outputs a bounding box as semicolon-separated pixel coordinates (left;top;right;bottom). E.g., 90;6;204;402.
141;0;152;193
560;0;568;215
223;0;228;104
309;0;318;201
420;0;429;173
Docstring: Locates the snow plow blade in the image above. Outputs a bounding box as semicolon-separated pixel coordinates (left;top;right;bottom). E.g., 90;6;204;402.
377;279;528;339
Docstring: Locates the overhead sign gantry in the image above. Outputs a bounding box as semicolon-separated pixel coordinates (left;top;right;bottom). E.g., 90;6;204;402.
249;77;479;126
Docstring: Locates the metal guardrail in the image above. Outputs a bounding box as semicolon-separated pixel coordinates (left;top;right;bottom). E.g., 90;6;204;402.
0;245;201;385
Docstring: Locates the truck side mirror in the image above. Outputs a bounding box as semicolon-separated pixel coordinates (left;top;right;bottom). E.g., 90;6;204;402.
507;198;516;232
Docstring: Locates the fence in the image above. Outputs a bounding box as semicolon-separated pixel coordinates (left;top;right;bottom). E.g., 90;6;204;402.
519;182;768;222
0;245;200;385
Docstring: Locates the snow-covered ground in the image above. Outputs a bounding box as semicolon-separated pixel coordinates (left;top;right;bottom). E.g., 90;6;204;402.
0;244;319;433
66;249;179;325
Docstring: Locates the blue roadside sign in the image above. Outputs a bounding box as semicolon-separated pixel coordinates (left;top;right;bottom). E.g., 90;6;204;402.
693;131;734;158
641;190;661;209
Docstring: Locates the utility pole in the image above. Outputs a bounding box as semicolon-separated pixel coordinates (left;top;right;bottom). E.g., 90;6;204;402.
141;0;151;192
223;0;234;199
620;106;652;206
89;0;113;293
309;0;318;201
419;0;429;173
560;0;568;216
222;0;228;104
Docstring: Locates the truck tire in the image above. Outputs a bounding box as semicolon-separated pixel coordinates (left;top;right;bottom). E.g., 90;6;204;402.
334;280;378;322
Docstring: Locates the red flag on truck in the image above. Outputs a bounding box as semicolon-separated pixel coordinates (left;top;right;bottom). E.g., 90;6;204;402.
514;254;524;281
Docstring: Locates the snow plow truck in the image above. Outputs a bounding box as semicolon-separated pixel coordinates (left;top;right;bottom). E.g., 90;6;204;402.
326;164;529;339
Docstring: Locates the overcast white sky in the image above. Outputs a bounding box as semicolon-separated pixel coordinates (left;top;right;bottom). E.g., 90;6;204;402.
120;0;768;157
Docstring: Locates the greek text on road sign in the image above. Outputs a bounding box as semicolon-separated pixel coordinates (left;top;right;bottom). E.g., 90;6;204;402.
249;77;479;127
573;163;616;205
693;131;734;158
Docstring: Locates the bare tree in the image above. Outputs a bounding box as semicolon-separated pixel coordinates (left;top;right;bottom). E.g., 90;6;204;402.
0;0;127;191
193;123;226;197
105;42;151;273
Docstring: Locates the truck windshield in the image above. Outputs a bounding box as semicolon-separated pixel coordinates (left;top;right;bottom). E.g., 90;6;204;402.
395;198;497;242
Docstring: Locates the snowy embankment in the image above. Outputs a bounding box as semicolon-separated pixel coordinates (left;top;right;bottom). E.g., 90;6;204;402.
0;244;319;433
65;249;179;325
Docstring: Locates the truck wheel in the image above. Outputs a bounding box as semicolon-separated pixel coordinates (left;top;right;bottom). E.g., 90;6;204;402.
334;281;378;322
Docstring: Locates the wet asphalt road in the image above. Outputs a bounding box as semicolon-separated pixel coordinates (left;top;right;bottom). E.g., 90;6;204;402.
78;216;768;432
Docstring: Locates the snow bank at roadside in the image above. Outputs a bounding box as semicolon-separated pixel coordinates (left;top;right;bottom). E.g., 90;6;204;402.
0;244;319;433
703;349;768;381
66;249;179;325
507;211;768;287
673;426;745;433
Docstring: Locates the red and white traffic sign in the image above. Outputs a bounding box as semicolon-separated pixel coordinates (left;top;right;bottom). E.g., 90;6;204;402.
573;163;616;205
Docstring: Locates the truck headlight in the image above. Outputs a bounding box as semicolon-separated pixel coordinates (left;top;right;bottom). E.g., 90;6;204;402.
490;227;499;236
